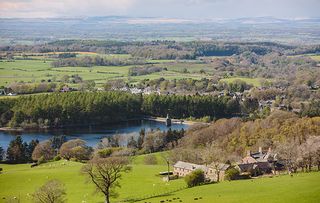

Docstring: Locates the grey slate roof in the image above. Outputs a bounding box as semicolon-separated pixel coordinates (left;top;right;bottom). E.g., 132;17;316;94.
173;161;208;172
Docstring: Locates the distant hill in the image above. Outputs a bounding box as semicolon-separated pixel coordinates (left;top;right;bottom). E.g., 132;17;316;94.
0;16;320;45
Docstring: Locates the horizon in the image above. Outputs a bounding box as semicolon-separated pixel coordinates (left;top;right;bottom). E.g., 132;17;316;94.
0;0;319;19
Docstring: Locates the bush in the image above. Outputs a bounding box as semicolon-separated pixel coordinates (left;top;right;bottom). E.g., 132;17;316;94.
97;147;122;158
0;168;3;173
53;155;61;161
185;169;205;187
225;168;240;180
144;154;158;165
70;158;78;162
37;156;46;165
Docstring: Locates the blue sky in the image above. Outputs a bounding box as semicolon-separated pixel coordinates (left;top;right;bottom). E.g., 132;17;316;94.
0;0;319;19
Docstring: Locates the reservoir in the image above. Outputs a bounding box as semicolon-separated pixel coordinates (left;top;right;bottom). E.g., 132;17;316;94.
0;120;188;149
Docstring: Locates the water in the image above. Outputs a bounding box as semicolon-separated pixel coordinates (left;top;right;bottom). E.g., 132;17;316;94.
0;120;188;149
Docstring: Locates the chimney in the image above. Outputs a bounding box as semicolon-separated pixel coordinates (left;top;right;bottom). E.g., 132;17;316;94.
259;147;262;153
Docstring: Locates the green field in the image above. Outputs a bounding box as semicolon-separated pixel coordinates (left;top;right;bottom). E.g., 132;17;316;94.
0;55;216;87
1;152;319;203
310;55;320;61
0;153;185;203
140;172;320;203
220;77;265;87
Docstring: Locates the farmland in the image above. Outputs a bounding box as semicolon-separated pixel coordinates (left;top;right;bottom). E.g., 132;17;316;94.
0;53;219;87
1;152;319;203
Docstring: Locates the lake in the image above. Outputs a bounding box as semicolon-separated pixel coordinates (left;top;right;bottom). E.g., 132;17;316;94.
0;120;188;149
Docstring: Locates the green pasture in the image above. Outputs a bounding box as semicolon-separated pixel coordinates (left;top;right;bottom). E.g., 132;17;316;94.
0;152;185;203
1;155;319;203
220;77;265;87
138;172;320;203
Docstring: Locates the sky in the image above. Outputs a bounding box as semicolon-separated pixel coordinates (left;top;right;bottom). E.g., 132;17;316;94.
0;0;319;19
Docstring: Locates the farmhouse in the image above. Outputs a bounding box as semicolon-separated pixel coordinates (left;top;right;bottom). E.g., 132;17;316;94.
237;147;284;175
173;161;230;182
173;161;208;177
207;163;231;182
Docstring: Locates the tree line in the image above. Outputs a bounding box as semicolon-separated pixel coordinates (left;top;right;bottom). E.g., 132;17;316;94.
51;56;146;67
0;92;239;129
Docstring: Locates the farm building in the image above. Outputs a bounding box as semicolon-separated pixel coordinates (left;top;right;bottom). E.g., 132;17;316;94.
173;161;230;182
237;147;284;175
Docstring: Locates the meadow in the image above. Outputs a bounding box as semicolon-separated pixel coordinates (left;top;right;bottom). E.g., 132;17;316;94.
1;152;319;203
220;77;264;87
0;153;185;203
0;53;250;88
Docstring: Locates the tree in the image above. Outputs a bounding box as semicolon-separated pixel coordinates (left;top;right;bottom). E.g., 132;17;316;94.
275;139;299;174
6;136;27;163
224;168;240;181
50;135;66;150
81;157;131;203
32;180;66;203
26;139;39;161
200;143;225;182
59;139;92;160
79;80;96;91
32;141;55;162
0;146;4;161
184;169;205;187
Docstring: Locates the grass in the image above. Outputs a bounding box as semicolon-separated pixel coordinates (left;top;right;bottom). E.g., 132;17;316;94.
310;55;320;61
0;152;185;203
0;153;319;203
0;57;215;87
220;77;265;87
138;172;320;203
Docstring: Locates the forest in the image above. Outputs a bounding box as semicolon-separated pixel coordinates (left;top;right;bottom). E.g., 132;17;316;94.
0;92;240;129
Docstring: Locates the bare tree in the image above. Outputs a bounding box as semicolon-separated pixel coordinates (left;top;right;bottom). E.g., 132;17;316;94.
81;157;131;203
299;136;320;171
201;143;225;182
32;180;66;203
275;139;299;174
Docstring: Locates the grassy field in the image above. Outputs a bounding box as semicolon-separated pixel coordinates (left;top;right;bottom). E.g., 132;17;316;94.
310;55;320;61
0;152;185;203
140;172;320;203
1;152;319;203
220;77;265;87
0;54;216;87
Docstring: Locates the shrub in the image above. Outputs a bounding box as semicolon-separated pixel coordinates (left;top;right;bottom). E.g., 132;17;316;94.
54;155;61;161
97;147;122;158
225;168;240;180
0;168;3;173
184;169;205;187
144;154;158;165
70;158;78;162
37;156;46;165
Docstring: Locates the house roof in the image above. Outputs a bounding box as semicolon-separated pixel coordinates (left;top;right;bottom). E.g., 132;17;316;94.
173;161;208;172
209;163;230;171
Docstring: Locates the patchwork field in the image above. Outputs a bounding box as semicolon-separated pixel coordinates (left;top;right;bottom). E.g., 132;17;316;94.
0;53;234;88
1;152;319;203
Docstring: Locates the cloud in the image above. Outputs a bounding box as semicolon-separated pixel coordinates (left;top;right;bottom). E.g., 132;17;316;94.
0;0;319;18
0;0;136;18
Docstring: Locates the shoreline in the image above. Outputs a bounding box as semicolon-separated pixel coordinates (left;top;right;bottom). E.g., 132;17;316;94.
144;116;205;125
0;117;199;133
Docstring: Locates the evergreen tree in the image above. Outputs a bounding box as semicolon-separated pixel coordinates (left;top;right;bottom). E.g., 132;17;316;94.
6;136;27;163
